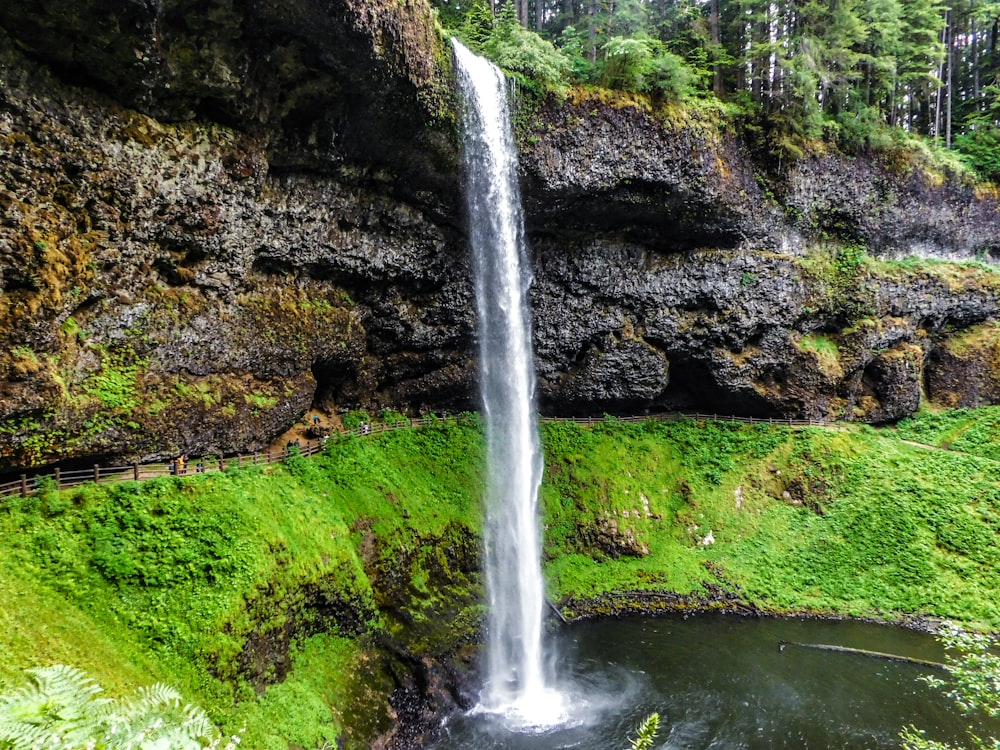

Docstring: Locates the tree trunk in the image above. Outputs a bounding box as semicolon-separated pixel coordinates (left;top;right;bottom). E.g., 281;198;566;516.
946;9;953;148
751;6;768;105
935;15;946;140
770;0;783;104
973;17;980;104
710;0;724;97
564;0;576;25
735;7;747;93
587;0;597;63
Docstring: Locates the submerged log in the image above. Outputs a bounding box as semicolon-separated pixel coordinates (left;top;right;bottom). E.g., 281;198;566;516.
779;640;947;669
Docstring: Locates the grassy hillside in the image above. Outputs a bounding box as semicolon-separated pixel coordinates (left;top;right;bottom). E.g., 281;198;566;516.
0;418;487;749
3;410;1000;746
541;417;1000;626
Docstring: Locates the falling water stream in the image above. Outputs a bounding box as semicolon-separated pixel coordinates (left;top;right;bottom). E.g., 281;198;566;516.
454;40;564;728
446;39;997;750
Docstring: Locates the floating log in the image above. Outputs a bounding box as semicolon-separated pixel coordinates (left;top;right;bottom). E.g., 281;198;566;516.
779;640;947;669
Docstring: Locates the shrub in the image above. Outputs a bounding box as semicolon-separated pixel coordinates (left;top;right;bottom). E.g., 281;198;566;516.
599;36;697;101
954;125;1000;184
479;2;569;85
900;623;1000;750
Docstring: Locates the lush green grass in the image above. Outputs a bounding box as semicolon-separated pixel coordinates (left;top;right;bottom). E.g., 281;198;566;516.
541;417;1000;627
3;411;1000;747
0;419;485;749
795;333;842;375
894;406;1000;461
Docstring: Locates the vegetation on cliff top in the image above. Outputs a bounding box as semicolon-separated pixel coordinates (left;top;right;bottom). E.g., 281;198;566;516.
446;0;1000;178
3;410;1000;746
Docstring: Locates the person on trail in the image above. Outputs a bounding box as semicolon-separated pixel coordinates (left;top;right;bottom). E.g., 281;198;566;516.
178;454;187;475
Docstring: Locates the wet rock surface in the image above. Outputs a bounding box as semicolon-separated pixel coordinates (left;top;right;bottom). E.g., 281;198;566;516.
3;0;1000;471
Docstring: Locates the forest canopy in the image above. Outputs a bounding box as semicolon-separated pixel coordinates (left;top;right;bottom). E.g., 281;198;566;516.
444;0;1000;177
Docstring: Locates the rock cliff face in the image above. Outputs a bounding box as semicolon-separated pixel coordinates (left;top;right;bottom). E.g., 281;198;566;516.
3;0;1000;470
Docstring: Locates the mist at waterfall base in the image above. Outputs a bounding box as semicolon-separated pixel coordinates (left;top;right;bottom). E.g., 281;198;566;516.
454;39;565;728
430;615;988;749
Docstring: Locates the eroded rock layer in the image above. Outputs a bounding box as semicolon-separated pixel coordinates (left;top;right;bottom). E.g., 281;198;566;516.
3;0;1000;468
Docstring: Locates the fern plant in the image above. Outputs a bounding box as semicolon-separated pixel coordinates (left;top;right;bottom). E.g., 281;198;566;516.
627;712;661;750
0;665;231;750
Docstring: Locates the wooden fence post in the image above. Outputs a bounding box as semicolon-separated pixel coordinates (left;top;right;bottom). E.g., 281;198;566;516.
133;463;140;481
220;455;225;471
94;464;100;483
54;467;61;490
19;475;27;497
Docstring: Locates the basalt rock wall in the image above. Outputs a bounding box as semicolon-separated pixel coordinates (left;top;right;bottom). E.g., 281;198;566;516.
3;0;1000;469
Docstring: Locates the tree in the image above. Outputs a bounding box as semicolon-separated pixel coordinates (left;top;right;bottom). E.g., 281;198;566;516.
440;0;1000;173
896;0;946;133
481;0;571;84
461;0;496;51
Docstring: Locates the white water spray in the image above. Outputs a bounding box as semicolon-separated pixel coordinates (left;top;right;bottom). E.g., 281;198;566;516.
453;40;565;728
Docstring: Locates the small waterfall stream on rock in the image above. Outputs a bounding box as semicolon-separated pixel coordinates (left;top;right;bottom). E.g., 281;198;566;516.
453;40;566;729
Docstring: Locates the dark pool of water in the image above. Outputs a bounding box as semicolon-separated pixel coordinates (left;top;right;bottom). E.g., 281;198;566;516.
428;614;994;749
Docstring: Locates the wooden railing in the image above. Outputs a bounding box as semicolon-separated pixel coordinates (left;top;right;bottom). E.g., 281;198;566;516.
539;412;827;428
0;412;829;500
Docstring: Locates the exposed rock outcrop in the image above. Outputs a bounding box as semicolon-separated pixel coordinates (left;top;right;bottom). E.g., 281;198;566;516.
3;0;1000;470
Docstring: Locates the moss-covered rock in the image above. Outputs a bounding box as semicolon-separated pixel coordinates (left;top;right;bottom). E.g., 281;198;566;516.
926;321;1000;407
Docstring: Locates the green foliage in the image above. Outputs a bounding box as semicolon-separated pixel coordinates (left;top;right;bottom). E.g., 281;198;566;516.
80;346;146;413
799;243;875;325
900;623;1000;750
243;393;277;410
239;633;359;749
477;2;569;86
797;333;841;372
627;712;660;750
895;407;1000;462
379;409;408;426
0;420;487;747
437;0;1000;175
0;664;225;750
84;485;248;588
459;0;494;50
541;415;1000;627
600;36;698;101
341;410;370;431
7;413;1000;747
954;124;1000;183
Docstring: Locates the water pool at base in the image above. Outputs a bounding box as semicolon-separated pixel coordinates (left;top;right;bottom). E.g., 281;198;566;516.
428;614;992;749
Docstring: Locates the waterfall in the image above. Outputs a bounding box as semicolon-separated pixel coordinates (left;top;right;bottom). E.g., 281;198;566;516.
453;40;563;728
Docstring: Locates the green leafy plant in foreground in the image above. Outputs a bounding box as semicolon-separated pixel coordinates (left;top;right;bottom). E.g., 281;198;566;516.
626;712;661;750
0;664;239;750
900;624;1000;750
